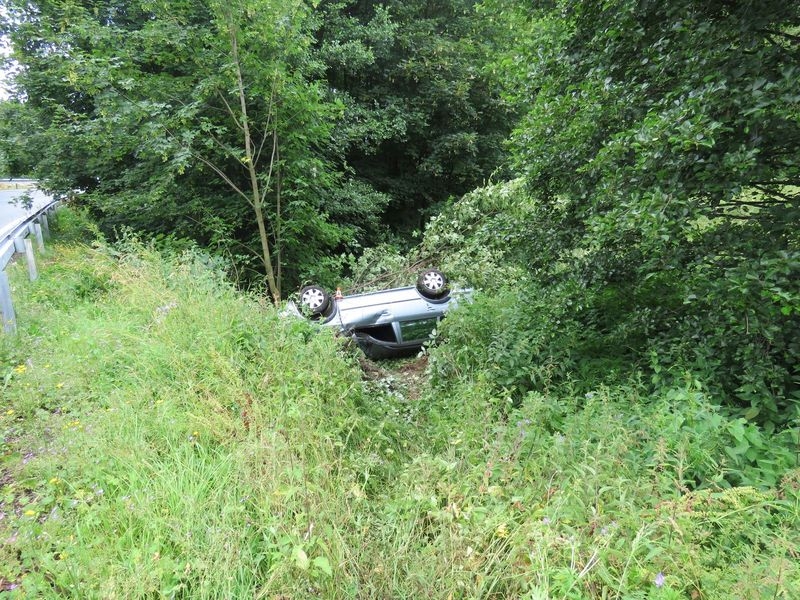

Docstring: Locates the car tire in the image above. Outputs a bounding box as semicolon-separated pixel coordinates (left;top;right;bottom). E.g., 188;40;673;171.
416;269;449;299
299;285;331;317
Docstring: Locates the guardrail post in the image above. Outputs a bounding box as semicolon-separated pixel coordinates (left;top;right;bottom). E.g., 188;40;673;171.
23;239;38;281
0;271;16;334
34;223;45;253
40;214;50;239
1;195;58;335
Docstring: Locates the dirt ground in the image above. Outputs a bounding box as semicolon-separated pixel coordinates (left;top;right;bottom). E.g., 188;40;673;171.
358;354;429;401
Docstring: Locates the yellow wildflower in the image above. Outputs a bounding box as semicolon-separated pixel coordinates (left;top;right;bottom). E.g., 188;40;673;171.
13;364;27;374
495;522;509;538
24;509;37;517
5;409;14;416
56;382;64;389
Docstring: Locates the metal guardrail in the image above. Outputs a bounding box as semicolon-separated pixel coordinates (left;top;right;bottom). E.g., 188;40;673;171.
0;197;59;334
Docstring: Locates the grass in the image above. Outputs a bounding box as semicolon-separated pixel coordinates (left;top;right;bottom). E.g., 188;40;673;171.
1;208;799;598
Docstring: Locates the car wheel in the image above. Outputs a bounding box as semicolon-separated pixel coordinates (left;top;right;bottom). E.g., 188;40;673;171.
416;269;449;299
299;285;331;316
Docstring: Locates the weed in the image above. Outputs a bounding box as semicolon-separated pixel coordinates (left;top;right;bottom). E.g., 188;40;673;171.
1;209;798;598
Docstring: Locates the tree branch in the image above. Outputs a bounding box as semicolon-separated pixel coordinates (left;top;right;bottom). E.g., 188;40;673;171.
260;126;279;207
752;185;799;203
205;130;242;163
709;212;760;221
160;124;250;206
275;138;282;299
226;12;280;303
254;70;280;169
760;29;800;45
192;152;252;207
216;91;243;132
751;180;800;187
253;111;272;170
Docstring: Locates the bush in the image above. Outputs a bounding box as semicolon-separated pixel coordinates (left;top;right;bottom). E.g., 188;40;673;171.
419;178;799;491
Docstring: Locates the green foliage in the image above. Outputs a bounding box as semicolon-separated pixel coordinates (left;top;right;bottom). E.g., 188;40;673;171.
421;178;532;288
316;0;517;237
1;0;798;592
419;0;799;433
2;0;375;293
0;100;40;178
0;213;390;596
364;376;800;598
2;0;516;289
415;178;797;491
1;209;799;598
0;217;800;600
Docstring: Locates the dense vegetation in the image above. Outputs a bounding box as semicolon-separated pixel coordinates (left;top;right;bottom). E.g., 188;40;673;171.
418;0;800;427
1;0;799;596
1;212;798;597
1;0;512;292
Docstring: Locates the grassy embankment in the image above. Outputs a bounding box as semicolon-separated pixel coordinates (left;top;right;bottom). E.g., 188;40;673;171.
1;209;799;598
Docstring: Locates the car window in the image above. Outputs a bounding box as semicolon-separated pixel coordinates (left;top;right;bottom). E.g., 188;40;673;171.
357;324;398;343
398;318;438;342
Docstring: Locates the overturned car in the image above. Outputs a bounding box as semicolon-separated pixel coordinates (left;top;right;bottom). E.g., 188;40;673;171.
296;269;468;359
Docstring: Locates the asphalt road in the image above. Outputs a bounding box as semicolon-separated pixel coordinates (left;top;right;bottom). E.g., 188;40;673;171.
0;186;52;237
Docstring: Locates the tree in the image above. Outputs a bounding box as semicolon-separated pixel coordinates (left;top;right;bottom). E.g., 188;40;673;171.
184;0;331;302
314;0;516;237
3;0;518;288
0;100;41;177
3;0;352;295
480;0;800;425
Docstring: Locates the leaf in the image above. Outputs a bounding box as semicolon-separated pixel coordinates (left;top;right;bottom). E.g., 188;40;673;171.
312;556;333;577
293;546;309;571
743;406;760;420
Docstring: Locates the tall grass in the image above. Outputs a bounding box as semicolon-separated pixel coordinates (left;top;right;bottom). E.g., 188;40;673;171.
1;209;798;598
1;212;377;597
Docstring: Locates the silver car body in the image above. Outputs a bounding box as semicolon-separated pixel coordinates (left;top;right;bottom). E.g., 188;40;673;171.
291;279;470;358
